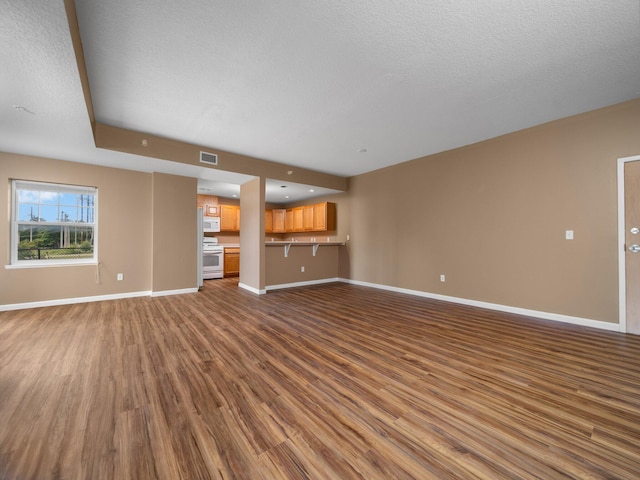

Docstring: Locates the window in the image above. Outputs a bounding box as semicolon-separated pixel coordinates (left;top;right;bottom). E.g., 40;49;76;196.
11;180;97;266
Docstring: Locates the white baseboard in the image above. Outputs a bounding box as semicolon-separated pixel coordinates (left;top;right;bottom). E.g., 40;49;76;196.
0;290;152;312
266;277;341;292
0;286;202;311
2;277;619;333
239;282;267;295
150;287;199;297
340;278;621;332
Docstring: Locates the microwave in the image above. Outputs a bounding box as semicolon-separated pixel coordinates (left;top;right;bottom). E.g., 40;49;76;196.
203;216;220;233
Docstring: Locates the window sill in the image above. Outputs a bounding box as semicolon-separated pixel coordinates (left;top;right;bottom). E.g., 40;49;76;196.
5;261;98;270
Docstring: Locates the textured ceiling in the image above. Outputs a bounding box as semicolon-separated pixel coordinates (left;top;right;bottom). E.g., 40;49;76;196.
2;1;639;198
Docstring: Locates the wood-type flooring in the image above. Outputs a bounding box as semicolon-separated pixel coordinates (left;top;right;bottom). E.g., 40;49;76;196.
1;279;640;479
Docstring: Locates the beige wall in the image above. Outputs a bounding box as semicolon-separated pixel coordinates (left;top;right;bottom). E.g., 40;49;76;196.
5;98;638;322
151;172;198;292
1;152;152;305
95;123;347;192
1;153;199;306
266;245;340;286
240;177;265;291
347;99;640;324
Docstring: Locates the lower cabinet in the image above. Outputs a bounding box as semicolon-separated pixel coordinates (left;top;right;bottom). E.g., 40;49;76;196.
224;247;240;277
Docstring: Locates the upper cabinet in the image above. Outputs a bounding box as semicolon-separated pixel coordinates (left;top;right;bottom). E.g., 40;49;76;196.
285;209;293;232
303;205;314;231
220;205;240;231
203;198;335;234
313;202;335;231
292;207;304;232
268;202;335;233
265;209;273;233
272;209;287;233
197;194;220;217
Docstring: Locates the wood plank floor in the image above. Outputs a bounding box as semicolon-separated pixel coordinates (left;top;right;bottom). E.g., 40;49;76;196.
1;279;640;479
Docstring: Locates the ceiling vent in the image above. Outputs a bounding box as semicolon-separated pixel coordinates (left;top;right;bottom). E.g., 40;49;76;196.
200;151;218;166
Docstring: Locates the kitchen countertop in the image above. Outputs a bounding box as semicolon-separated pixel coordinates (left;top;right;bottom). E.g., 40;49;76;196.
218;242;345;248
265;240;345;257
265;241;345;246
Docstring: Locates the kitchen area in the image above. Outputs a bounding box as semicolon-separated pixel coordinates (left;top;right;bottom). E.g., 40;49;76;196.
198;195;242;283
197;193;344;288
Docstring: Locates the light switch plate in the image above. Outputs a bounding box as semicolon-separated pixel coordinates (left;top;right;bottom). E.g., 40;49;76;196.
565;230;574;240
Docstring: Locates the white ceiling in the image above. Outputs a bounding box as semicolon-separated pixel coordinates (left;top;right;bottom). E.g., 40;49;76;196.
2;1;639;201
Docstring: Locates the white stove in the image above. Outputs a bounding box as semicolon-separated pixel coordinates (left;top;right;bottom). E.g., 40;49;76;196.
202;238;224;279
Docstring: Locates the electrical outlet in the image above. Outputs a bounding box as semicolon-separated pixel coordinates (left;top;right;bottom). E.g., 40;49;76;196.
440;274;445;282
117;273;123;281
301;266;305;272
565;230;574;240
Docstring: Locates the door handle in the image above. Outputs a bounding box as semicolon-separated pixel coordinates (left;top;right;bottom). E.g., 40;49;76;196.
629;244;640;253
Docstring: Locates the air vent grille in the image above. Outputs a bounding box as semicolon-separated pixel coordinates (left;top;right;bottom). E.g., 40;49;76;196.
200;151;218;166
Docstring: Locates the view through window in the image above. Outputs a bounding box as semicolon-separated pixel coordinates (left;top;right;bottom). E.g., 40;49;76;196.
11;180;97;265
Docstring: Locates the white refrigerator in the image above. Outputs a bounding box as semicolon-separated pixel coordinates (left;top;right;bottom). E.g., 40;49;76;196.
197;207;203;289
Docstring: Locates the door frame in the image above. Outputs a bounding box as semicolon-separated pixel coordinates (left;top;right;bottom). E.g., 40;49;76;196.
617;154;640;333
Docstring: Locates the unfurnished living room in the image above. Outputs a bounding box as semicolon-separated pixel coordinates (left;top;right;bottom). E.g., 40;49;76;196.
1;1;640;479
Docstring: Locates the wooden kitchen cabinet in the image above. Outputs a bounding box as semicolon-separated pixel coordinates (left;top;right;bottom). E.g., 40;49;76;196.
224;247;240;277
313;202;336;231
265;209;273;233
292;207;304;232
204;204;219;217
197;194;220;217
303;205;314;231
272;209;286;233
220;205;240;231
278;202;336;233
285;209;294;232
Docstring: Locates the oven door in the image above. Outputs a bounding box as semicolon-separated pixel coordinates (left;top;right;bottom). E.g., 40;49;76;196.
203;251;224;279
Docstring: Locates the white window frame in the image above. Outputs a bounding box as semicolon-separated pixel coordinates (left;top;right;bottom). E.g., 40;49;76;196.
9;180;98;268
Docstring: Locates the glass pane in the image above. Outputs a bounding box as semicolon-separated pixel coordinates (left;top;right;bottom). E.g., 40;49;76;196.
59;208;73;222
18;204;40;222
17;224;94;261
75;206;94;224
39;205;58;222
16;195;95;224
59;192;78;206
62;207;81;223
17;190;39;203
39;191;59;205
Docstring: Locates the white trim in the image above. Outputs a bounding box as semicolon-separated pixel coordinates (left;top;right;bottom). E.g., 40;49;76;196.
10;179;98;267
0;291;151;312
5;260;98;269
150;287;199;297
617;154;640;334
266;277;340;292
238;282;267;295
0;286;201;311
340;278;621;332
